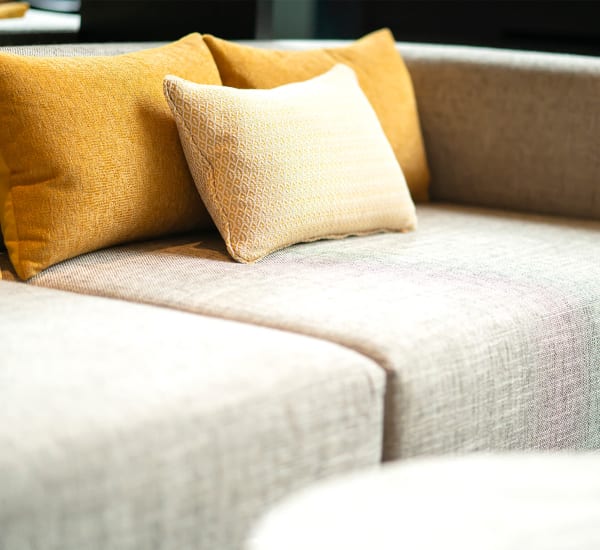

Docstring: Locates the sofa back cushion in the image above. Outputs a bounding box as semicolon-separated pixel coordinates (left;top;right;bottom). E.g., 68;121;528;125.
400;43;600;220
203;29;430;203
0;33;219;280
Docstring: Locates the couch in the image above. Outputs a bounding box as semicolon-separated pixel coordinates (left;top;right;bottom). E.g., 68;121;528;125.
1;38;599;550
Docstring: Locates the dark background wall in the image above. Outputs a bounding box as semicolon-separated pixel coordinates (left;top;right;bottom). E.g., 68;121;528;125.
74;0;600;56
80;0;257;41
317;1;600;56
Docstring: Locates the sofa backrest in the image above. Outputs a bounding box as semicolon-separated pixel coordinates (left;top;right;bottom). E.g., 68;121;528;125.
400;43;600;220
253;40;600;220
3;40;599;220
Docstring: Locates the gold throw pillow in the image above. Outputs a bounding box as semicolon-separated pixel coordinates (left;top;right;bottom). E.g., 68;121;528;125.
203;28;430;202
0;2;29;19
0;34;219;280
164;65;417;264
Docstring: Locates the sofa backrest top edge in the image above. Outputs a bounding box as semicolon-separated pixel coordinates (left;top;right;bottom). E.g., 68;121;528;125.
2;39;600;70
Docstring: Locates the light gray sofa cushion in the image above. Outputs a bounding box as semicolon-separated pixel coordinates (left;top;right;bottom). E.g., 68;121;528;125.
9;204;599;459
0;281;384;550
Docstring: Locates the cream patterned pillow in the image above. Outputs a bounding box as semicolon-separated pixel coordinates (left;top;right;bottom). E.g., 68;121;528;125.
164;64;417;263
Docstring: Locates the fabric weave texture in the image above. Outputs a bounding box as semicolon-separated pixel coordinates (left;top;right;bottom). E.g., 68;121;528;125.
164;65;416;263
10;204;600;459
204;29;430;202
1;281;384;550
0;33;218;280
401;43;600;220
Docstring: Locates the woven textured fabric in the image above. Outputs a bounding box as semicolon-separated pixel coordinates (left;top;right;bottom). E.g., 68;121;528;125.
248;454;600;550
0;281;384;550
203;29;430;202
164;65;416;263
0;34;219;280
0;43;165;56
399;43;600;220
17;204;600;458
7;38;597;219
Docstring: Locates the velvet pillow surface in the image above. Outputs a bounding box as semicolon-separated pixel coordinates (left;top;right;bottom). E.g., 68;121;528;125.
203;28;430;202
164;64;417;264
0;33;219;280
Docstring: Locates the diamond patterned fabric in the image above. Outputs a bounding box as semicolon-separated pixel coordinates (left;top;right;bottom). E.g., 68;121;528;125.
163;64;416;263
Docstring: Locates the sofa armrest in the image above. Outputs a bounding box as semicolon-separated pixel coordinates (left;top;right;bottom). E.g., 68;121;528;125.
401;43;600;219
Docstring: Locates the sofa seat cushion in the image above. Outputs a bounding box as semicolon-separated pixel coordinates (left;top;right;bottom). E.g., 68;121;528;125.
5;204;600;458
0;281;384;550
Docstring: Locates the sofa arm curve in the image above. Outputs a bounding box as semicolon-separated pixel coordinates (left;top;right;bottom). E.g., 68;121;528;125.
401;43;600;220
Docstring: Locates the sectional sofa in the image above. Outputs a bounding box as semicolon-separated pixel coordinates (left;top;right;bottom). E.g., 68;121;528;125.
1;34;599;550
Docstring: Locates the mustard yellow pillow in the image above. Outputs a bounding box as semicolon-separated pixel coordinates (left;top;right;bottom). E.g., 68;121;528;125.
0;2;29;19
164;65;417;263
203;28;430;202
0;33;219;280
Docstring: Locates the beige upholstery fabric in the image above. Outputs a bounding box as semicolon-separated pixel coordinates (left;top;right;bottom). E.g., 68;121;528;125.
0;281;384;550
248;454;600;550
164;66;415;263
0;43;166;56
14;204;600;458
400;43;600;220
